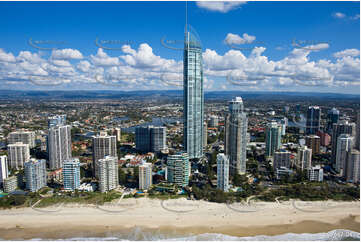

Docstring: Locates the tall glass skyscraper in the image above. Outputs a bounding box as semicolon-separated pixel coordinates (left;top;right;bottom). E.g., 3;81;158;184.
224;97;248;174
183;26;204;159
306;106;321;135
265;121;282;157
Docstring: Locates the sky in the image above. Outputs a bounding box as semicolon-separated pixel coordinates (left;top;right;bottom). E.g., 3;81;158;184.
0;1;359;94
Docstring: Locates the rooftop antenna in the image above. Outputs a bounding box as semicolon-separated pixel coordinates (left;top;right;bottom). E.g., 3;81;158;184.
185;0;188;35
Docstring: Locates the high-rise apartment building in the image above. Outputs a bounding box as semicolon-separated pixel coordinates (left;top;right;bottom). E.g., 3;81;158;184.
97;156;118;192
265;121;282;157
203;121;208;148
224;97;248;175
327;108;339;133
217;153;229;192
209;116;219;128
307;165;324;182
316;130;331;146
92;132;117;178
24;159;47;192
298;146;312;170
139;162;152;190
345;149;360;183
135;126;166;153
150;127;166;152
306;106;321;135
167;152;190;187
8;142;30;169
113;127;122;142
3;176;17;193
305;135;321;154
183;26;204;160
8;131;36;148
48;125;72;170
63;158;81;191
335;134;354;174
273;150;291;170
0;156;8;186
331;120;356;164
356;113;360;151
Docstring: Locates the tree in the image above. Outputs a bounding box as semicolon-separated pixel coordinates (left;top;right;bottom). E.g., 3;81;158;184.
118;168;126;185
133;167;139;184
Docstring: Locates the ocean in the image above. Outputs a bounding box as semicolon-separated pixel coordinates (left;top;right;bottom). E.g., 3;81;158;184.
27;229;360;241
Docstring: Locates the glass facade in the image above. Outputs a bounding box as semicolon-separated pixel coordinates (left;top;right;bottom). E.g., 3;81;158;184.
183;27;204;159
224;97;248;174
63;158;81;191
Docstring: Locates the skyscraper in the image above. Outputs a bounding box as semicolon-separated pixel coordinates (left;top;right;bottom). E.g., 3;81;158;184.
63;158;81;191
273;150;291;170
8;131;36;148
316;130;331;146
209;116;219;128
135;127;151;152
183;26;204;160
139;162;152;190
135;126;166;153
92;132;117;178
331;120;356;165
356;113;360;151
0;156;8;186
8;142;30;169
335;134;354;174
24;159;47;192
217;153;229;192
203;121;208;149
327;108;340;133
113;127;122;142
306;106;321;135
305;135;321;154
297;146;312;170
265;121;282;157
97;156;119;193
167;152;190;187
150;126;167;152
48;125;72;170
224;97;248;174
345;149;360;183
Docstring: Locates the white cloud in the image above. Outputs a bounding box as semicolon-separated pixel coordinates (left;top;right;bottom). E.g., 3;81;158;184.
196;1;246;13
51;48;83;60
333;12;360;20
77;60;91;72
333;12;346;19
90;48;120;66
0;42;358;92
120;43;182;72
224;33;256;45
333;49;360;58
0;49;16;62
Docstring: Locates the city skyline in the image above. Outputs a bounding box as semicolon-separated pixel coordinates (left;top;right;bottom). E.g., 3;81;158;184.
0;1;359;94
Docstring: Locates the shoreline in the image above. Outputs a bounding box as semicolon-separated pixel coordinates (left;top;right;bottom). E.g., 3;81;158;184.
0;198;359;240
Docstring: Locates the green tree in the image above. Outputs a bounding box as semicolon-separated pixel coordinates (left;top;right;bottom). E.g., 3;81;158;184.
118;168;126;185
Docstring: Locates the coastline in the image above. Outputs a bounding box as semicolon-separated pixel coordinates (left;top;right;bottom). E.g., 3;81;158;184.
0;198;359;240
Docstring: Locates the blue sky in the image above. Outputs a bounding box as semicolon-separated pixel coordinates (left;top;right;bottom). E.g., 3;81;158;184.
0;1;359;94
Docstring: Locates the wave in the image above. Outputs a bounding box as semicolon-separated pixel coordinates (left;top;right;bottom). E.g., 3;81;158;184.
25;229;360;241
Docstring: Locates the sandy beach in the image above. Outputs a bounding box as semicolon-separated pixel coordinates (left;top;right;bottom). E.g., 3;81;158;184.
0;198;359;240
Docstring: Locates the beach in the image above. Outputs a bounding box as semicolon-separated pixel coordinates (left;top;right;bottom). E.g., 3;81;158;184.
0;198;359;240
